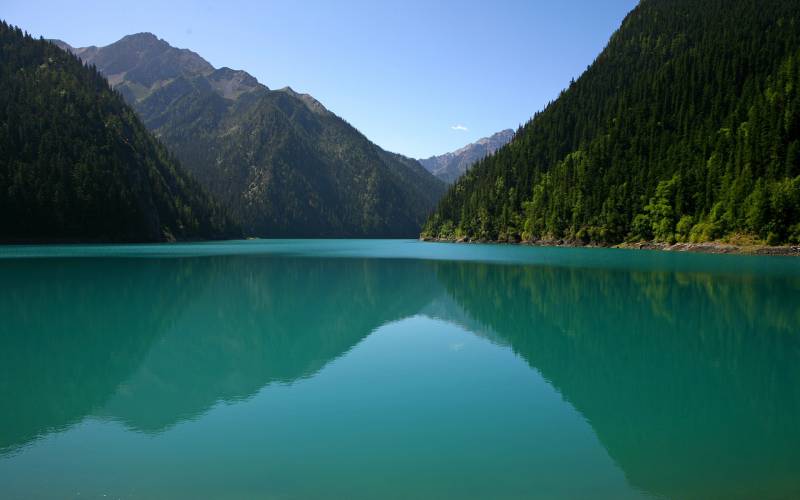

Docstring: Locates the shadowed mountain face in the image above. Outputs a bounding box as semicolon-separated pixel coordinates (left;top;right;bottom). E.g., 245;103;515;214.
54;34;446;237
434;260;800;499
0;24;237;242
419;129;514;184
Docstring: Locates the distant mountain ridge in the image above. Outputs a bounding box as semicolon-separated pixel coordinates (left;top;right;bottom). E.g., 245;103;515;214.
55;33;445;237
420;129;514;183
54;33;259;104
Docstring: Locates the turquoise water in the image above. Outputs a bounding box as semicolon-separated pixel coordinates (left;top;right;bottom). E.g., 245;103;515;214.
1;240;799;499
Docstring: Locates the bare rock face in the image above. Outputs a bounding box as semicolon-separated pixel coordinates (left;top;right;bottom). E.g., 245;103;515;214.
420;129;515;183
209;68;262;100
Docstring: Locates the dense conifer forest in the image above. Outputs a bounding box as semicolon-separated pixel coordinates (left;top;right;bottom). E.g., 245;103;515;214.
423;0;800;245
0;22;237;242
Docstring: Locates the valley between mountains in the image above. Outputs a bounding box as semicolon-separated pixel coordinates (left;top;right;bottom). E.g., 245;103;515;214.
54;33;450;238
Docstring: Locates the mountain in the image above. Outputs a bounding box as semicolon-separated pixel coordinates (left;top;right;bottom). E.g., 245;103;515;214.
56;34;446;238
423;0;800;245
420;129;514;183
0;22;237;242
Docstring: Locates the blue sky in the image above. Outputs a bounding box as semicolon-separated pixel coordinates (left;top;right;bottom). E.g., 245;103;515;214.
5;0;638;158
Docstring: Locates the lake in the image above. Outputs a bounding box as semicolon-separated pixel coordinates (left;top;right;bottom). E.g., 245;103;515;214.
1;239;799;499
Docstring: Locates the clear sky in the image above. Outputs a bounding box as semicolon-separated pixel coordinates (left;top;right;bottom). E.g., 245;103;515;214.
4;0;639;159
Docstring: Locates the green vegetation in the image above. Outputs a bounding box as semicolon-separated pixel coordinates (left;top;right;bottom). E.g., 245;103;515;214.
423;0;800;245
0;22;238;242
152;87;446;237
63;33;446;238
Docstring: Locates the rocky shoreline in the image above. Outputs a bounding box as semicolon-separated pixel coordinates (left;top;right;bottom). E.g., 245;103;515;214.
420;236;800;256
614;241;800;256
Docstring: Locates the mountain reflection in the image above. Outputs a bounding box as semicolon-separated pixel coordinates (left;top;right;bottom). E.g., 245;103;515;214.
0;256;442;449
96;256;442;432
0;258;205;453
433;260;800;499
2;250;799;498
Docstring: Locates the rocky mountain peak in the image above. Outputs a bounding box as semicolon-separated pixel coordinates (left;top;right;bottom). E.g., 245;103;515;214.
119;32;162;45
209;67;264;99
419;129;515;183
277;86;329;115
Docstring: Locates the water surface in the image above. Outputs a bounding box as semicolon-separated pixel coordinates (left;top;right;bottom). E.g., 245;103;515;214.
1;240;799;499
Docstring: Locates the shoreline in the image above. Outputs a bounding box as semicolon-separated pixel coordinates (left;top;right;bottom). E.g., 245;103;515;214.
420;237;800;257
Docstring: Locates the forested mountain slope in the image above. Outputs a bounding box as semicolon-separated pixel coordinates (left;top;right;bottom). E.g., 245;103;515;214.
0;22;237;242
56;34;446;237
423;0;800;245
